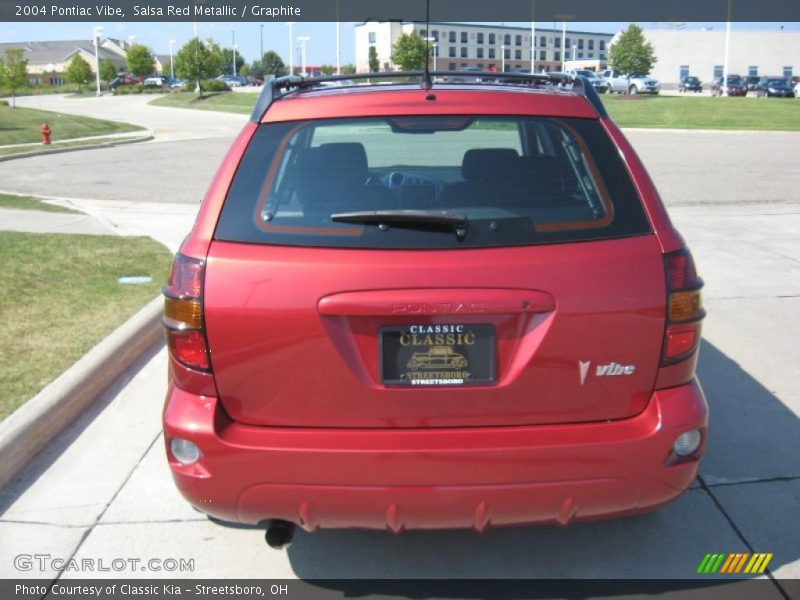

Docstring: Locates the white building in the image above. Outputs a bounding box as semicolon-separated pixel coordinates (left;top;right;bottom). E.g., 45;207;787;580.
355;21;614;73
626;29;800;85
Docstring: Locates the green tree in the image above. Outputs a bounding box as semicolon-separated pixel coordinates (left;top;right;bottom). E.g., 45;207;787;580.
251;50;286;79
319;64;336;76
608;24;657;93
64;54;93;93
0;48;28;108
174;38;224;95
391;32;429;71
368;46;380;72
221;48;245;76
341;63;356;74
239;63;251;77
126;44;155;78
99;58;118;86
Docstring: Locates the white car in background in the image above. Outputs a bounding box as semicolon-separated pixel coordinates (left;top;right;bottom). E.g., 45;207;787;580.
567;69;609;93
601;69;660;94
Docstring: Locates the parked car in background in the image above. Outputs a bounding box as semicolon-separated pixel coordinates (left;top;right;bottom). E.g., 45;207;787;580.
162;72;708;546
169;78;187;89
218;75;247;87
567;69;609;93
600;70;659;94
109;73;142;90
795;81;800;98
743;76;760;92
143;76;167;86
678;76;702;93
711;75;746;97
754;77;794;98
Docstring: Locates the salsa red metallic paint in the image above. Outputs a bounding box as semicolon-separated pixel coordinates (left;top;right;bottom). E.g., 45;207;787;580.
163;80;707;533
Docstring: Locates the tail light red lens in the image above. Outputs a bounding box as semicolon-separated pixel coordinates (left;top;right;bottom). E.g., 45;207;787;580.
661;249;705;366
163;254;210;371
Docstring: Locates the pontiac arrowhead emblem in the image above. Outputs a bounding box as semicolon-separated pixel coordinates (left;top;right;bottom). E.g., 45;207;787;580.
579;361;591;385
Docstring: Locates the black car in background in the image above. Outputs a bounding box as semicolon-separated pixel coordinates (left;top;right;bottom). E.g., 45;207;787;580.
754;77;794;97
711;75;746;97
743;76;760;91
679;76;702;93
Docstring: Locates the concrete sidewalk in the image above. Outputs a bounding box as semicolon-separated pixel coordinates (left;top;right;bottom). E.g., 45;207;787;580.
0;198;197;253
0;203;797;585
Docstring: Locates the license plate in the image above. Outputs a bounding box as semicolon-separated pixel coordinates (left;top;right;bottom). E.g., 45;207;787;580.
380;324;495;386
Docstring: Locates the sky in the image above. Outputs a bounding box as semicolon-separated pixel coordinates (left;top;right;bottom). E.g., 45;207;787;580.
0;21;797;66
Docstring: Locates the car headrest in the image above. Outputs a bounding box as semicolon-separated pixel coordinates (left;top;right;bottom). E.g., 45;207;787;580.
462;148;520;181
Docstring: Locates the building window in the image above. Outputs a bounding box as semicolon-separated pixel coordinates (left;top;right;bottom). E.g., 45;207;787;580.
599;40;605;50
599;54;605;60
504;34;511;45
554;51;561;62
679;65;690;79
461;47;468;58
588;39;594;50
461;31;468;44
588;53;594;58
565;37;571;48
460;63;468;69
477;63;484;69
449;47;456;58
477;48;484;58
784;66;794;77
714;65;723;78
368;32;376;43
540;35;546;47
419;29;426;38
449;31;456;43
504;48;510;59
515;49;522;60
539;50;546;61
748;65;758;76
578;39;584;50
578;52;583;59
555;38;561;48
431;30;439;41
449;62;456;70
489;33;495;44
515;35;522;46
477;33;484;44
488;48;495;59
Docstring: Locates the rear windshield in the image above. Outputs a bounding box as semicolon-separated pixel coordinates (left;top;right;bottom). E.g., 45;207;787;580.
215;115;651;249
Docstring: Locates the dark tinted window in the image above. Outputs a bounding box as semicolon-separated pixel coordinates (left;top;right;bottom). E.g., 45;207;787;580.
215;115;651;249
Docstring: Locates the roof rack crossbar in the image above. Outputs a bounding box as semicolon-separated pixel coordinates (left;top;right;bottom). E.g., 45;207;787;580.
250;71;607;122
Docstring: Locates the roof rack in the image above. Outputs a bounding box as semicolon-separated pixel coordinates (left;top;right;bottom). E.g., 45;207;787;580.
249;71;607;123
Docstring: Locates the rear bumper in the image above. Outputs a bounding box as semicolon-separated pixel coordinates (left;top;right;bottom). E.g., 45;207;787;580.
163;380;708;531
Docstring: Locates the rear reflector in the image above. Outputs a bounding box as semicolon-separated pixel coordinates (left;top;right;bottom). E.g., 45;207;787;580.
661;249;705;366
163;254;210;371
664;323;700;362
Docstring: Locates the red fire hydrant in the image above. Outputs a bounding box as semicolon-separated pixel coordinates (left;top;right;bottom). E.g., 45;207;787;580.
41;123;51;145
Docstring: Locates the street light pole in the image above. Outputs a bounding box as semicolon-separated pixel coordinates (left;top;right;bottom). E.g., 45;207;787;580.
501;44;506;72
169;39;175;80
93;26;103;96
530;19;535;74
298;36;310;76
572;44;577;69
231;30;237;76
260;24;264;62
336;21;341;74
561;21;566;71
286;22;294;75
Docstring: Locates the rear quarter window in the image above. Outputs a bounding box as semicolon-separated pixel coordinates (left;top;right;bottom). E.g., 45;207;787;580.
215;114;651;249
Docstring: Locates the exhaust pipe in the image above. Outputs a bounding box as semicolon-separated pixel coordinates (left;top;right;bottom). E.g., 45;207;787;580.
264;520;295;549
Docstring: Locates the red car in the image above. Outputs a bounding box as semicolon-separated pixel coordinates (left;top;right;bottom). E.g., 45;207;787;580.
162;72;707;548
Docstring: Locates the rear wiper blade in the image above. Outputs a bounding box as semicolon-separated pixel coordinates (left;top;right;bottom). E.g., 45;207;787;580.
330;209;469;241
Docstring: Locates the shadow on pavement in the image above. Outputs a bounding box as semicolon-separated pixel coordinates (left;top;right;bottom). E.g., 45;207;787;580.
279;340;797;587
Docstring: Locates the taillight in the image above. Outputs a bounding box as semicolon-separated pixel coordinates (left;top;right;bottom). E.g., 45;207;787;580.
163;254;210;371
661;249;705;365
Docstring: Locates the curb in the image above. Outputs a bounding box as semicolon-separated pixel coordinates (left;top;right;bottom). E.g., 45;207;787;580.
0;296;164;490
0;132;154;162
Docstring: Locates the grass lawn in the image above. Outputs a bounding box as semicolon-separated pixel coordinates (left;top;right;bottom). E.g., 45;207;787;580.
602;95;800;131
0;105;143;146
0;193;80;213
149;91;258;114
0;232;173;420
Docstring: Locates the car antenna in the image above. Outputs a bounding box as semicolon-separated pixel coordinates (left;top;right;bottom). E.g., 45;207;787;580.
420;0;433;90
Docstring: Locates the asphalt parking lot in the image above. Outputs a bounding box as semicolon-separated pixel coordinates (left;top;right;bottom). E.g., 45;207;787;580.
0;95;798;588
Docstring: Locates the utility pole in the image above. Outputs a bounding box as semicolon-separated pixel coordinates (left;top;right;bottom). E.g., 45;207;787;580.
93;26;103;96
231;30;237;76
298;36;310;76
722;0;732;96
169;39;175;79
286;22;294;75
260;24;264;62
561;21;566;71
